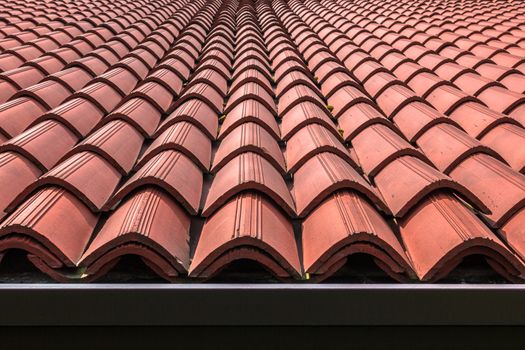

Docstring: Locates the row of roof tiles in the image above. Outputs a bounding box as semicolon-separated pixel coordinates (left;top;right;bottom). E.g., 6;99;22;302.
0;0;524;282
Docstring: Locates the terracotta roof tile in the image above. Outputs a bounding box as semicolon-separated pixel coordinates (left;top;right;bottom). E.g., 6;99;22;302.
158;99;218;140
0;187;97;267
417;123;505;174
36;97;104;137
293;152;388;217
302;190;413;281
0;152;41;218
219;99;280;140
190;192;301;279
480;123;525;173
64;120;143;175
203;152;295;217
0;120;78;171
80;188;191;281
213;122;285;173
108;149;203;214
449;153;525;227
140;121;210;171
399;192;525;281
0;0;525;283
0;97;46;138
286;123;352;173
352;123;429;177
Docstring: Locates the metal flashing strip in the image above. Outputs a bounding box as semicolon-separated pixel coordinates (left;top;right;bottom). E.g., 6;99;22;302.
0;284;525;326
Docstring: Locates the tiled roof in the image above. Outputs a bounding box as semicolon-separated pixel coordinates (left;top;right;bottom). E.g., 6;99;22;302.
0;0;524;283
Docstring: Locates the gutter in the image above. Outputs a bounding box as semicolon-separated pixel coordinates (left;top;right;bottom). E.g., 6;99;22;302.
0;283;525;326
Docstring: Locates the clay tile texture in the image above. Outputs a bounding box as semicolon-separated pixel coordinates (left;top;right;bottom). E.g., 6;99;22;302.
1;0;525;285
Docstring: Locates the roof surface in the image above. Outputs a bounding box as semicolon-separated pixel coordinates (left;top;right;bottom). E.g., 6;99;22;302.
0;0;524;283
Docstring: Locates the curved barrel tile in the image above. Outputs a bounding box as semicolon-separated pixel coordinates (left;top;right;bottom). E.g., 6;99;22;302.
190;192;301;279
302;191;414;281
450;154;525;227
105;150;202;215
399;193;525;281
80;188;191;279
213;122;285;174
138;121;211;171
374;155;489;217
8;151;122;212
0;187;98;267
293;152;388;217
62;120;144;175
203;152;295;217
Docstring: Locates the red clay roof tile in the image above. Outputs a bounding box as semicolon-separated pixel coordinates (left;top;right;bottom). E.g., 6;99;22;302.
1;66;45;91
37;97;104;137
0;97;47;138
18;150;121;211
393;101;455;141
417;123;505;174
46;67;93;91
175;82;224;114
400;192;525;281
0;186;97;266
127;81;173;113
139;121;211;171
203;152;295;217
278;84;326;115
352;123;429;177
302;190;413;281
219;99;280;140
280;100;336;140
226;81;276;115
286;123;352;173
64;120;143;175
13;79;71;109
80;188;191;280
0;152;41;217
293;152;388;217
213;122;285;173
0;120;78;171
70;82;122;113
190;192;301;279
480;123;525;173
450;153;525;227
108;149;203;214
